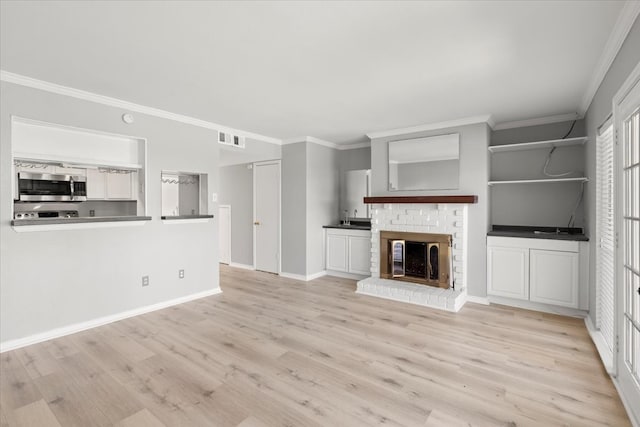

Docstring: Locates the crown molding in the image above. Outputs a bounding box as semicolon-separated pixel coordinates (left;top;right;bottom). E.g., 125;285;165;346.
337;141;371;150
493;112;581;131
579;0;640;115
366;114;494;140
282;136;337;149
0;70;282;145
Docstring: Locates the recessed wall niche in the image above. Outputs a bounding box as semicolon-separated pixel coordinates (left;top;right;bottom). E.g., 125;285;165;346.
161;171;208;217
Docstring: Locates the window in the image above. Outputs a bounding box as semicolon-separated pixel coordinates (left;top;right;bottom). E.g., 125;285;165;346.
595;121;615;357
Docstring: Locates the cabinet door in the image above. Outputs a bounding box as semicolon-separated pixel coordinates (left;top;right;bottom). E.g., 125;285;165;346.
106;172;133;199
326;233;348;272
530;249;579;308
86;169;106;199
487;246;529;300
348;235;371;275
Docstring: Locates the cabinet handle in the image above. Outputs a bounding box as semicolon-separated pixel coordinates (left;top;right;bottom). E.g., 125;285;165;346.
254;221;260;225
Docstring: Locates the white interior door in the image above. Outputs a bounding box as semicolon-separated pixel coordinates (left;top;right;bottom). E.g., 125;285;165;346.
254;161;280;274
615;64;640;423
219;205;231;265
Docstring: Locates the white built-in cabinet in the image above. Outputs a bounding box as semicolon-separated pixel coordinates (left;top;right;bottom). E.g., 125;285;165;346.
325;228;371;277
86;169;137;200
487;245;529;300
487;236;587;309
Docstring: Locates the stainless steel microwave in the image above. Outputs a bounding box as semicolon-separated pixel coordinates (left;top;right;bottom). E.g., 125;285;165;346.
16;172;87;202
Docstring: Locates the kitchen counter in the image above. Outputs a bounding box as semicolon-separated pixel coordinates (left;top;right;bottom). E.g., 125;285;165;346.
161;215;214;220
487;225;588;241
11;215;152;226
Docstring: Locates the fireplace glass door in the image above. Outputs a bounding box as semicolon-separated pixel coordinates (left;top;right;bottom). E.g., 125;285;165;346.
391;240;405;277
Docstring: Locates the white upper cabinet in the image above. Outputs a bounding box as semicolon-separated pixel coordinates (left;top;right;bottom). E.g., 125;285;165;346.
106;173;133;200
86;169;137;200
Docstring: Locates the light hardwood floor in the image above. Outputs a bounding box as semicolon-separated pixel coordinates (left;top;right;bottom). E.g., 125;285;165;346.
0;265;631;426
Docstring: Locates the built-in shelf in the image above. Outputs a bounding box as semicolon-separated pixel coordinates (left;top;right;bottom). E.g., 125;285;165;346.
364;195;478;204
488;137;587;153
488;177;588;186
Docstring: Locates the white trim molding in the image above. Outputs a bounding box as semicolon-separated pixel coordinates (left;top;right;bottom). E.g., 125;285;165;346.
585;315;614;374
0;70;281;145
228;262;255;271
0;288;222;353
338;141;371;150
282;136;337;149
366;114;494;140
465;295;490;305
281;136;370;151
280;271;327;281
493;112;582;131
579;0;640;115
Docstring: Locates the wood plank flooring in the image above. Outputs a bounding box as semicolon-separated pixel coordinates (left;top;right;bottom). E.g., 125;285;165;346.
0;265;631;426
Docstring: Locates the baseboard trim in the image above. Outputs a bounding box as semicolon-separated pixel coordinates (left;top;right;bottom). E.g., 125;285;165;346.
280;271;327;281
487;295;588;318
612;375;640;427
0;288;222;353
228;262;255;271
584;315;614;374
306;271;327;281
465;295;490;305
325;270;368;280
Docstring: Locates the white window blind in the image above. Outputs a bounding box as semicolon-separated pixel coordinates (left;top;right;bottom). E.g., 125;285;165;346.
596;123;615;353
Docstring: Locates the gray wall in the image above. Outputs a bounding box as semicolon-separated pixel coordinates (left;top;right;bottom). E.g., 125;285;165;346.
280;142;339;277
281;143;308;276
219;138;281;167
219;164;254;266
370;123;490;297
490;120;586;227
306;143;339;275
0;81;220;345
585;17;640;316
338;146;371;173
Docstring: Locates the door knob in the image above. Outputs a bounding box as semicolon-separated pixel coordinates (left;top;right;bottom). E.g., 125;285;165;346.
254;221;260;225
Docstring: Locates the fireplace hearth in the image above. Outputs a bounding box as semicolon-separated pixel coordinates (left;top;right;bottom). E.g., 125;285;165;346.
381;231;452;288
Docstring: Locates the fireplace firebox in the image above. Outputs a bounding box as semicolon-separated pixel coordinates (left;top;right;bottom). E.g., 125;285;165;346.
381;231;452;288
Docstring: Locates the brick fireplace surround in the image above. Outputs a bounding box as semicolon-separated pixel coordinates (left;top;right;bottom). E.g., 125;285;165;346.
356;202;469;312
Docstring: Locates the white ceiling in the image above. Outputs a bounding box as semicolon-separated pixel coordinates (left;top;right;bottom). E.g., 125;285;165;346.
0;1;628;145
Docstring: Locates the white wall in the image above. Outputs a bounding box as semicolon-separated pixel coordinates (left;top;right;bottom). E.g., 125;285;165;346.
0;81;220;346
370;123;490;297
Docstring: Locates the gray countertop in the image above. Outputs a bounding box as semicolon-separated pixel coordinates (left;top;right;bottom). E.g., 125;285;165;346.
323;224;372;231
161;215;214;220
488;225;588;241
11;216;152;226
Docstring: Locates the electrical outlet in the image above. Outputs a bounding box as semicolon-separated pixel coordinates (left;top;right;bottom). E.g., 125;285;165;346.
211;193;218;202
179;269;185;279
89;210;95;217
142;275;149;287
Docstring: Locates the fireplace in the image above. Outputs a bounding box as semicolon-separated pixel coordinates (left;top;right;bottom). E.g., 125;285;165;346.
380;230;452;288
